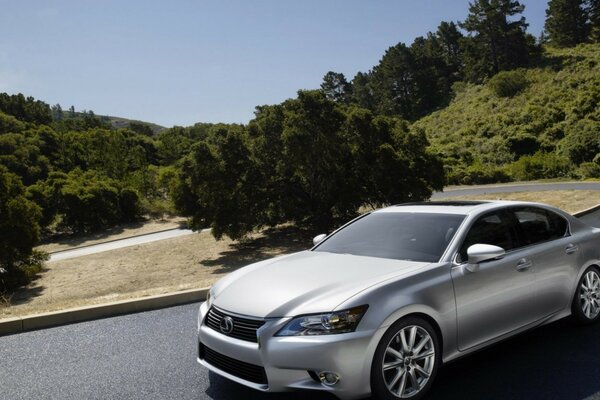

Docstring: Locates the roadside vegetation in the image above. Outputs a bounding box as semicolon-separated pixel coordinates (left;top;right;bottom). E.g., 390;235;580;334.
1;0;600;296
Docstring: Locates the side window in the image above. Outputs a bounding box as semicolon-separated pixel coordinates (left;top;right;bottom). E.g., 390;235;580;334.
458;212;517;262
513;207;568;246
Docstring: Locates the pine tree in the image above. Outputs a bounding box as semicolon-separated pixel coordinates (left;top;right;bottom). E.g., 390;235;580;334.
461;0;533;82
545;0;590;47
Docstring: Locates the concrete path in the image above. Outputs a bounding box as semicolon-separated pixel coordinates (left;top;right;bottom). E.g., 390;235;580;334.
49;228;198;262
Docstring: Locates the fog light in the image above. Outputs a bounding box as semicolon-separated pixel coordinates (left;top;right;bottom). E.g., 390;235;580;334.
318;371;340;386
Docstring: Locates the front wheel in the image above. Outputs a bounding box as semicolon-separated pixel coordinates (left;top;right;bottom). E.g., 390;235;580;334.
371;317;440;400
572;266;600;324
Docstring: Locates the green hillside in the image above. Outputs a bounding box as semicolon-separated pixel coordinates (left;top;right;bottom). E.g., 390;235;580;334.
414;44;600;184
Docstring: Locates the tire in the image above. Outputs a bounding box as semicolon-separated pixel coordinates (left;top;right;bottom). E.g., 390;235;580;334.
371;317;441;400
572;265;600;324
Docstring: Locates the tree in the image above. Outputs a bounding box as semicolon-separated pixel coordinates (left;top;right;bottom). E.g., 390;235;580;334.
320;71;352;103
0;93;52;125
176;126;264;239
175;91;444;239
436;21;465;80
461;0;534;82
51;104;64;121
591;0;600;42
371;43;419;119
0;166;44;292
350;71;376;110
545;0;590;47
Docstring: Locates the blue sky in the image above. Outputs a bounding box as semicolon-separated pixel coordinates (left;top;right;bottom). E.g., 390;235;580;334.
0;1;548;127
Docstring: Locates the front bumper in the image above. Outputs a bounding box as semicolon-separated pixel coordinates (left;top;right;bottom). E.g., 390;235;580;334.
196;301;383;400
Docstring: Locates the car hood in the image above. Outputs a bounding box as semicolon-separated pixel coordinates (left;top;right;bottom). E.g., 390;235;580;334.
211;250;429;318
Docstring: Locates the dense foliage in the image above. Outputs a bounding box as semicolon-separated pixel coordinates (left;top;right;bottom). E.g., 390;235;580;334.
414;44;600;184
0;166;46;292
175;91;443;239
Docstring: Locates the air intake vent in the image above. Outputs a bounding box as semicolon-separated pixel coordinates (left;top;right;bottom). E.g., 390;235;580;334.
199;343;268;385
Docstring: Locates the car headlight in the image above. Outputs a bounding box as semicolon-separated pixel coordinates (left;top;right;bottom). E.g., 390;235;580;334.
205;288;213;308
275;305;368;336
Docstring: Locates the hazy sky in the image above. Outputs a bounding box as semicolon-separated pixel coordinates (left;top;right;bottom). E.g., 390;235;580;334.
0;1;547;127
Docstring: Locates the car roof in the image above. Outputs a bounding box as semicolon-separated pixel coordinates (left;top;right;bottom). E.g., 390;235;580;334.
374;200;556;216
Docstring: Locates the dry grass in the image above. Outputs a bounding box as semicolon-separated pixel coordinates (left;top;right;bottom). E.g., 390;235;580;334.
0;225;312;318
435;190;600;214
36;217;187;253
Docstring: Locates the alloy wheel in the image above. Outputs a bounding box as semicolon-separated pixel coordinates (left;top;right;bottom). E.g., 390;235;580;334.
382;325;435;398
580;270;600;320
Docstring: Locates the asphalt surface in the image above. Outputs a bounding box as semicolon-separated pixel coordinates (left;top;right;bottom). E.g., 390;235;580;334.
2;302;600;400
432;181;600;199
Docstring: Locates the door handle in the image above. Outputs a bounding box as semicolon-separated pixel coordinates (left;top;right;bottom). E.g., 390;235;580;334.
565;244;579;255
516;258;532;271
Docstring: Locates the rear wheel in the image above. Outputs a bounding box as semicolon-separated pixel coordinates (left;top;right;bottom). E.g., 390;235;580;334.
371;317;440;400
572;266;600;324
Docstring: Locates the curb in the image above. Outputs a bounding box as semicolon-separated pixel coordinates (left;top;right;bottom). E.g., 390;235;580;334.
0;287;208;336
573;203;600;217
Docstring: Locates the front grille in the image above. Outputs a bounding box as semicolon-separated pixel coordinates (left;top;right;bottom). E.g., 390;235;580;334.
199;343;268;385
205;306;265;343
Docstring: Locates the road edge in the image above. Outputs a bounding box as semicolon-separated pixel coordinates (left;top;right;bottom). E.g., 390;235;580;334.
0;287;208;336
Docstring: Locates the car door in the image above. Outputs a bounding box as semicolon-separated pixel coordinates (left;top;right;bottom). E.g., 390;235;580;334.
451;210;539;351
510;206;580;317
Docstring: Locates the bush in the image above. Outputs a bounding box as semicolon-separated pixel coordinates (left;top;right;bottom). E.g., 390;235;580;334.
577;162;600;179
449;161;510;185
508;152;572;181
0;166;45;292
560;118;600;164
488;70;529;97
31;170;143;233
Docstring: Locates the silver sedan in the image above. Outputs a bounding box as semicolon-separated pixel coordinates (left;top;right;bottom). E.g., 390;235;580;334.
197;201;600;399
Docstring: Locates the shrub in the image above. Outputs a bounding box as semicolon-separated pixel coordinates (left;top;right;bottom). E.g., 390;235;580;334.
0;166;45;292
577;162;600;179
488;70;529;97
560;118;600;164
508;152;572;181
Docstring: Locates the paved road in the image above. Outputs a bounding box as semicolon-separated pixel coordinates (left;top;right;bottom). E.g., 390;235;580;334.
432;181;600;199
49;229;198;262
2;303;600;400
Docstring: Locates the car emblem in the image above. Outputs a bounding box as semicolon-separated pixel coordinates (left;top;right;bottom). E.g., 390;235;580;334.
219;316;234;334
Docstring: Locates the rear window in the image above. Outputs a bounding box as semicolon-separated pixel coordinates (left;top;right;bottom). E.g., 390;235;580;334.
314;212;465;263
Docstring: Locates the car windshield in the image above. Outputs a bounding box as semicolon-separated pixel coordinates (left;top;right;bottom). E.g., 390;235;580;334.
314;212;465;262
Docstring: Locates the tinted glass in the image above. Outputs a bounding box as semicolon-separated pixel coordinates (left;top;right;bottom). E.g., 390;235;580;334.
459;212;517;262
314;212;465;263
513;207;568;246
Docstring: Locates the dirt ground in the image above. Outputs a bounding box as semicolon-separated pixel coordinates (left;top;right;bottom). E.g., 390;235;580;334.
435;190;600;214
1;190;598;319
0;225;312;318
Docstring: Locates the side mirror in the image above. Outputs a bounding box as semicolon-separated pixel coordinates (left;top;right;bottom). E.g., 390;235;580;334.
466;244;505;270
313;233;327;246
